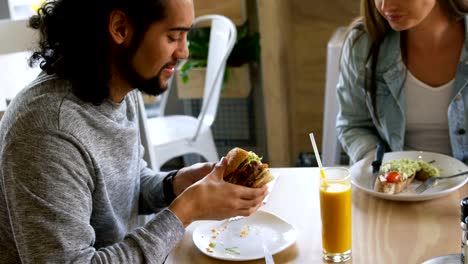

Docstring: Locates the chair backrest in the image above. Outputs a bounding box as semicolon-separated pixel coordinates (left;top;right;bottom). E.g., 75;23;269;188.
157;85;170;117
154;15;236;141
0;19;40;111
136;92;159;170
188;15;236;141
322;27;347;166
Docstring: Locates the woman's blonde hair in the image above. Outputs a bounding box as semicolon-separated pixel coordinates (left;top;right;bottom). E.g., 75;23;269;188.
348;0;468;124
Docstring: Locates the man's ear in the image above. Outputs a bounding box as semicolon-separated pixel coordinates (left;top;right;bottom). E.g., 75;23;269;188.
108;10;132;45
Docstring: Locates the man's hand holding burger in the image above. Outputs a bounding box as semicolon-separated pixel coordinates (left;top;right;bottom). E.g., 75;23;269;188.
168;157;269;227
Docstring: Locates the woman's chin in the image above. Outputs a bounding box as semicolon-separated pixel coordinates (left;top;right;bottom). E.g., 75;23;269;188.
387;20;415;32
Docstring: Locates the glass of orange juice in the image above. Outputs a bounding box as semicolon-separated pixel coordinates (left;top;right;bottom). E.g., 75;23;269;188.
319;167;352;262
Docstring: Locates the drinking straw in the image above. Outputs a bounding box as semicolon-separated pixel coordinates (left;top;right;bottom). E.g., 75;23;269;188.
309;133;326;179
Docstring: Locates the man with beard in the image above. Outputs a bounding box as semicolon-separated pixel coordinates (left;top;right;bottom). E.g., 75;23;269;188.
0;0;268;263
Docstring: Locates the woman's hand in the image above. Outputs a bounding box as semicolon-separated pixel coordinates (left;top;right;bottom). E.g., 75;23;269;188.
169;158;269;226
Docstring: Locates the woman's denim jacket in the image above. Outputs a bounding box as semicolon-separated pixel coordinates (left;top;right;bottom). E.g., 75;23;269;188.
336;18;468;164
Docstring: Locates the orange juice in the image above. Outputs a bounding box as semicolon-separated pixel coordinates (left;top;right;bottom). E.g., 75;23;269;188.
320;182;352;252
319;167;352;262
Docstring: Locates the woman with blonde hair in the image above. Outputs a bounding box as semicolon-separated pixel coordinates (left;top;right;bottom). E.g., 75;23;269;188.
336;0;468;163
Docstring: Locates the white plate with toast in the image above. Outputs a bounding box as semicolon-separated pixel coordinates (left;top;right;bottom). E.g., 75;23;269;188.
350;151;468;201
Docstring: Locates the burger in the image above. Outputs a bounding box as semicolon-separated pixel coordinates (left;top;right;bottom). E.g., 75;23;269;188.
223;147;274;188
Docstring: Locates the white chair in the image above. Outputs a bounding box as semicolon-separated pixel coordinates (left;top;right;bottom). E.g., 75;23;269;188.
0;19;41;112
138;14;237;170
321;27;347;166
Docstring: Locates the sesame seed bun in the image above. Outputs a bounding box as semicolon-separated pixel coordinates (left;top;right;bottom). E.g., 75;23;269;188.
224;147;250;176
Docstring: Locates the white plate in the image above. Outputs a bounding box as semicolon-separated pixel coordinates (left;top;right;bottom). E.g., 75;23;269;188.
350;151;468;201
421;254;462;264
192;211;297;261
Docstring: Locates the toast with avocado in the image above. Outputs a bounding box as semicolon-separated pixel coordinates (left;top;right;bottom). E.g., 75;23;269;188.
374;159;440;194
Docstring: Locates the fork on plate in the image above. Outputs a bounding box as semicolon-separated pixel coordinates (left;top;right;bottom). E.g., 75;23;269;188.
260;231;275;264
227;216;244;222
415;170;468;194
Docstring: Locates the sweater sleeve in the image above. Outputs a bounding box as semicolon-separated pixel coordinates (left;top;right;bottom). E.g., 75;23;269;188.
1;131;184;264
137;155;178;215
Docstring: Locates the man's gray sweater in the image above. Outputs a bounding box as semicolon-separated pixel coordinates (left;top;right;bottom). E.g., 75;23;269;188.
0;73;184;263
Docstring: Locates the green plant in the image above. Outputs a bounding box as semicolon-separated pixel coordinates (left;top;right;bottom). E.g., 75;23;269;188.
179;21;261;84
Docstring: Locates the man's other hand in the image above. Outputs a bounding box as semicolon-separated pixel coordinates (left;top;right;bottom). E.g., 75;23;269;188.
172;161;215;196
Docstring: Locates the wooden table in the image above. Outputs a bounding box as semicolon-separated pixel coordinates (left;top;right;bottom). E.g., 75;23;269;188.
166;167;468;263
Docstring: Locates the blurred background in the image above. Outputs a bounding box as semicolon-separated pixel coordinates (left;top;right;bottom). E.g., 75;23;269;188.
0;0;360;169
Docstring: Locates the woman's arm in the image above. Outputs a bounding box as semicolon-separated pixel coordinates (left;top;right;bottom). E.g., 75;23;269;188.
336;30;382;163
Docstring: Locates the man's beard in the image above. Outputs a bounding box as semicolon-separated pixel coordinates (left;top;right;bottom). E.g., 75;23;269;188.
116;45;168;96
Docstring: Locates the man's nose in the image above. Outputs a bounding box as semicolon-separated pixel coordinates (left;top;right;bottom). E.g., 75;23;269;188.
175;39;189;60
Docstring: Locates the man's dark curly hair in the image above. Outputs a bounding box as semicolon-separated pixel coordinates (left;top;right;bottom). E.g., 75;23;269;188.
28;0;168;105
